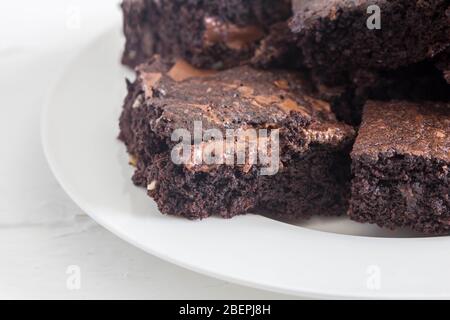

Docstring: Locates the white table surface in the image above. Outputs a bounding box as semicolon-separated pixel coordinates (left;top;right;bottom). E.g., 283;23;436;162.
0;0;297;299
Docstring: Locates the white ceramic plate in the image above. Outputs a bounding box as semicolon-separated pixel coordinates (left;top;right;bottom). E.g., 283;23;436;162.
42;27;450;299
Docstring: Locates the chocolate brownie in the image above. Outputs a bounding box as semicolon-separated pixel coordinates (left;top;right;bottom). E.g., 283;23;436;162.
290;0;450;85
319;61;450;125
121;0;292;70
349;100;450;234
119;58;355;219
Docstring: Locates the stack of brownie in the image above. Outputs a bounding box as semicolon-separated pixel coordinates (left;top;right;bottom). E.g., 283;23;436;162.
119;0;450;234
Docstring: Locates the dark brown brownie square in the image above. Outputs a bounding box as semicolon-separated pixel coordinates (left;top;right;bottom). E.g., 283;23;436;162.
119;58;355;219
290;0;450;85
349;100;450;234
121;0;292;70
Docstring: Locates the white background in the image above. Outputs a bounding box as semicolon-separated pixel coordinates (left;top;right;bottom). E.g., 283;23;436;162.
0;0;295;299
